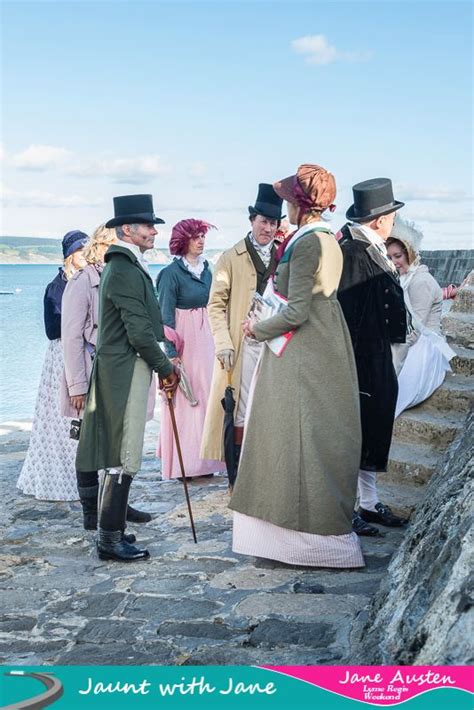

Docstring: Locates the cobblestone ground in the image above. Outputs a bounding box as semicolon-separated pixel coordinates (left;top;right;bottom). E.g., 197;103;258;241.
0;418;406;666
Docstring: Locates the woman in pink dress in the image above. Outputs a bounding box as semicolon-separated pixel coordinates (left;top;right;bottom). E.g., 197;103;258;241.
156;219;226;480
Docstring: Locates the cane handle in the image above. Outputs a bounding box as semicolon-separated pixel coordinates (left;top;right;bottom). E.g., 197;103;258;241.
163;377;174;401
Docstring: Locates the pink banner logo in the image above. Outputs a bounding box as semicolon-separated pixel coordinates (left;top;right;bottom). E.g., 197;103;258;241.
263;666;473;704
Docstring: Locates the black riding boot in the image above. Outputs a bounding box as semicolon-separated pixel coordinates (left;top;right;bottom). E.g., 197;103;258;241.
77;484;99;530
77;475;136;543
126;504;152;524
97;473;148;562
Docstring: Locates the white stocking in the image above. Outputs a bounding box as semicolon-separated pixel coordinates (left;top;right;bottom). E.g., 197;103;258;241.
357;469;379;512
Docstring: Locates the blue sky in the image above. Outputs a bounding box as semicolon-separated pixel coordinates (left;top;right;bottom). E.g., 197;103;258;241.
1;0;472;250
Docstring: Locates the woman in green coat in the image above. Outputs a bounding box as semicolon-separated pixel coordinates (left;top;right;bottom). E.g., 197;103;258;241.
229;164;364;568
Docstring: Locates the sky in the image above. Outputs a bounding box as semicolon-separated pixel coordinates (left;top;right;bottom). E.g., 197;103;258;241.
1;0;472;251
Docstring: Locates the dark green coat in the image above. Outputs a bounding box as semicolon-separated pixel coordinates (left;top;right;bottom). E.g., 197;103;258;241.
76;246;173;472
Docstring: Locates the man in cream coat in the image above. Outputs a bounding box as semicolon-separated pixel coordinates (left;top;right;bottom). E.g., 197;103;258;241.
200;184;283;471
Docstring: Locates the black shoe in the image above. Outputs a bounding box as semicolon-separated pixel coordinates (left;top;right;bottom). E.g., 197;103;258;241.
97;530;149;562
126;505;152;523
352;512;382;537
359;503;409;527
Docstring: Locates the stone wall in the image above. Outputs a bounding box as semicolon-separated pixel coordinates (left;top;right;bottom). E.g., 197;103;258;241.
443;271;474;349
421;250;474;286
354;413;473;664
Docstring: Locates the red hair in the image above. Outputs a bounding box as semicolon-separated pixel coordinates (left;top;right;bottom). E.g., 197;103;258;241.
169;219;215;256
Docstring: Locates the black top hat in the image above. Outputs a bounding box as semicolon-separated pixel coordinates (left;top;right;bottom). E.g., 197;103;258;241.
346;178;404;223
248;183;284;220
105;194;165;229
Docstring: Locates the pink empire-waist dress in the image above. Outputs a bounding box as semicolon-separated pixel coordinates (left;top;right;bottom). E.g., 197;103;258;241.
157;307;226;479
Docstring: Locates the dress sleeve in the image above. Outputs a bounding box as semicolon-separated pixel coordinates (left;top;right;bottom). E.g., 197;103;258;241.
407;272;439;327
207;252;235;352
61;275;90;396
43;283;62;340
253;235;320;341
156;267;179;358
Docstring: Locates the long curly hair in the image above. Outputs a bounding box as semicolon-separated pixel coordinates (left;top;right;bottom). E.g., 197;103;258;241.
82;224;117;265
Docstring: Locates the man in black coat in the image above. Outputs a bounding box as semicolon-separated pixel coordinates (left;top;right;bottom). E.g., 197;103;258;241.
338;178;409;535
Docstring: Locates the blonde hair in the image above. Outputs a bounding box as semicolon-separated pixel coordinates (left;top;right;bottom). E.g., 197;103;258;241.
63;254;77;280
82;224;117;265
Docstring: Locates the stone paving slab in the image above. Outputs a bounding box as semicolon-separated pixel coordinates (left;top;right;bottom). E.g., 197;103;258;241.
0;419;413;665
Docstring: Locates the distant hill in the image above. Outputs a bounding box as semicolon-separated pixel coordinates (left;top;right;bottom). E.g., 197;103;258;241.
0;236;223;265
0;236;61;263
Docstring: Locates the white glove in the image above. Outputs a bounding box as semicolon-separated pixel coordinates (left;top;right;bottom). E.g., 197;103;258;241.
216;349;235;371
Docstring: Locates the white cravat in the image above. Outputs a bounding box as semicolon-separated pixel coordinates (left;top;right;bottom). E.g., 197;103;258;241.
248;232;274;268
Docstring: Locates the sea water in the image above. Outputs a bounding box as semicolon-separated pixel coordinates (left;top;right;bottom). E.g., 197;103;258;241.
0;264;164;423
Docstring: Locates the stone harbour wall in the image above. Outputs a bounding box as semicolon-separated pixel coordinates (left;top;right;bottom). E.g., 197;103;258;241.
421;250;474;287
353;413;473;665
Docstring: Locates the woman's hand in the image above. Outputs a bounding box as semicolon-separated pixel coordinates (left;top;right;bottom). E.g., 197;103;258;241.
242;318;255;338
171;356;182;366
70;394;86;413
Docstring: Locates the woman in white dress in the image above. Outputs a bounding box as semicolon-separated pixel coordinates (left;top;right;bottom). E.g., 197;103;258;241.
386;216;455;417
17;231;87;501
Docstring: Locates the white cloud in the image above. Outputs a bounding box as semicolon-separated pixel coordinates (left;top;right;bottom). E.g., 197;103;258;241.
8;143;168;184
405;206;473;224
2;185;102;208
11;144;72;171
395;184;472;202
68;155;169;184
291;34;373;66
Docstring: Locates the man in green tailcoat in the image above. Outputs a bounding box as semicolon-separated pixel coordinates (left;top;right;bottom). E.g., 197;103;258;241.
76;194;179;562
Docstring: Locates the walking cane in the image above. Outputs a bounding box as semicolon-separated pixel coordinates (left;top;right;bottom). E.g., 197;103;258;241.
163;380;198;544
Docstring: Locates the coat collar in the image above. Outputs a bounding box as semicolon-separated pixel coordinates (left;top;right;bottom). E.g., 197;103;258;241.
105;244;152;282
234;237;276;259
234;238;248;256
347;224;400;283
106;244;138;263
84;263;101;288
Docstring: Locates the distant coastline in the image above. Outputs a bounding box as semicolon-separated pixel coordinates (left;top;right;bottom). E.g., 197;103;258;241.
0;236;222;265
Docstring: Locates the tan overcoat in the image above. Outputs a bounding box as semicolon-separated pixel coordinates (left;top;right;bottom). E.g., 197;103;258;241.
200;239;258;460
229;225;362;536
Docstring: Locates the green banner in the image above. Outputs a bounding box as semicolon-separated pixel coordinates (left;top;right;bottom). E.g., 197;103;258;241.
1;666;472;710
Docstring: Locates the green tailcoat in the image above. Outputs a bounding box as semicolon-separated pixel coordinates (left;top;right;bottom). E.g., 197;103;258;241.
76;246;173;472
